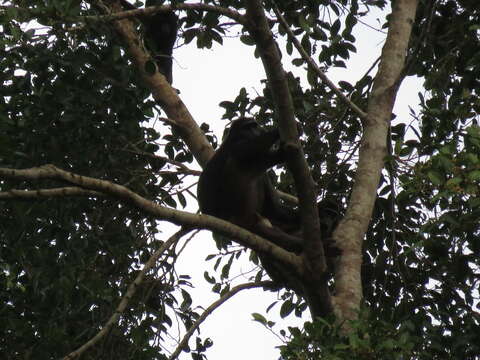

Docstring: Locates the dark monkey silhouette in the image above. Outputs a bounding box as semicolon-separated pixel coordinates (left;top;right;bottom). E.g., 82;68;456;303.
144;0;178;84
197;118;304;252
198;118;342;257
198;118;342;292
120;0;178;84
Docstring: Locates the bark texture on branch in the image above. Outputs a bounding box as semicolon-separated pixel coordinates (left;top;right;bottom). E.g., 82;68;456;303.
332;0;418;324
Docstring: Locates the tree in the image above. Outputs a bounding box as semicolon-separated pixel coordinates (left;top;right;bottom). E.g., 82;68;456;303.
1;0;479;359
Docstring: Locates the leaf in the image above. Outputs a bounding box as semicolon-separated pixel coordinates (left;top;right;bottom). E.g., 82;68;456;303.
427;170;443;185
220;262;231;279
251;313;267;325
445;177;462;187
467;170;480;181
286;40;293;55
183;28;198;44
280;300;295;318
220;284;230;296
180;289;192;310
177;192;187;208
312;27;327;41
209;29;223;45
240;35;255;46
338;80;353;91
292;58;304;66
331;19;341;36
266;301;277;313
298;15;310;33
203;271;216;284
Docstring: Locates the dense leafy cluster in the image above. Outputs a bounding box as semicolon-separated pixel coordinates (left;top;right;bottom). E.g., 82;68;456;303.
0;1;195;358
0;0;479;359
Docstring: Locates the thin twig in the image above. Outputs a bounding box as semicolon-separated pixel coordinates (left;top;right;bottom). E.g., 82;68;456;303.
82;3;245;25
169;281;271;360
120;148;201;176
272;4;367;120
63;228;189;360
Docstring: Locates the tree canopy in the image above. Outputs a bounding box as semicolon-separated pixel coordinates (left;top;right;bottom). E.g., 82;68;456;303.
1;0;479;359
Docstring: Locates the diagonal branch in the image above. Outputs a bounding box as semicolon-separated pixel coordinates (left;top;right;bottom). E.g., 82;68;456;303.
169;281;271;360
272;4;367;120
63;228;188;360
97;0;214;167
0;165;301;273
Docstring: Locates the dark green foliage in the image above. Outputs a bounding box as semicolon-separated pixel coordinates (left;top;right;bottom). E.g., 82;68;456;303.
358;2;480;358
214;1;480;358
1;0;480;359
0;2;193;359
279;315;420;360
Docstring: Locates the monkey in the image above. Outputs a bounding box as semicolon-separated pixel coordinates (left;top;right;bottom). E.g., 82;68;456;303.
144;0;178;84
120;0;178;84
197;117;303;253
198;118;343;292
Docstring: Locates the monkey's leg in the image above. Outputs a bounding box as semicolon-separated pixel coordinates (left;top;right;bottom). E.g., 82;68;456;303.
254;216;303;253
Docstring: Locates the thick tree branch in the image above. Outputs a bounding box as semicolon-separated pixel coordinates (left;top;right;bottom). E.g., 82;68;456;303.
84;3;245;25
0;187;101;199
63;228;188;360
332;0;418;323
272;5;367;120
0;165;301;273
244;0;332;318
169;281;271;360
100;0;214;167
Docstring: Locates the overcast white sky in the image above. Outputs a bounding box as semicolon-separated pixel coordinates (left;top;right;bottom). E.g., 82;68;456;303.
163;4;422;359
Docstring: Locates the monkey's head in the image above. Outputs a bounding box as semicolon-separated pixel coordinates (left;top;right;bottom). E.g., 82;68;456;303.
225;117;283;158
226;117;264;142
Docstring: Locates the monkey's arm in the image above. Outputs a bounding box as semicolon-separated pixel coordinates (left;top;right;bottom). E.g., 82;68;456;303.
262;176;299;227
